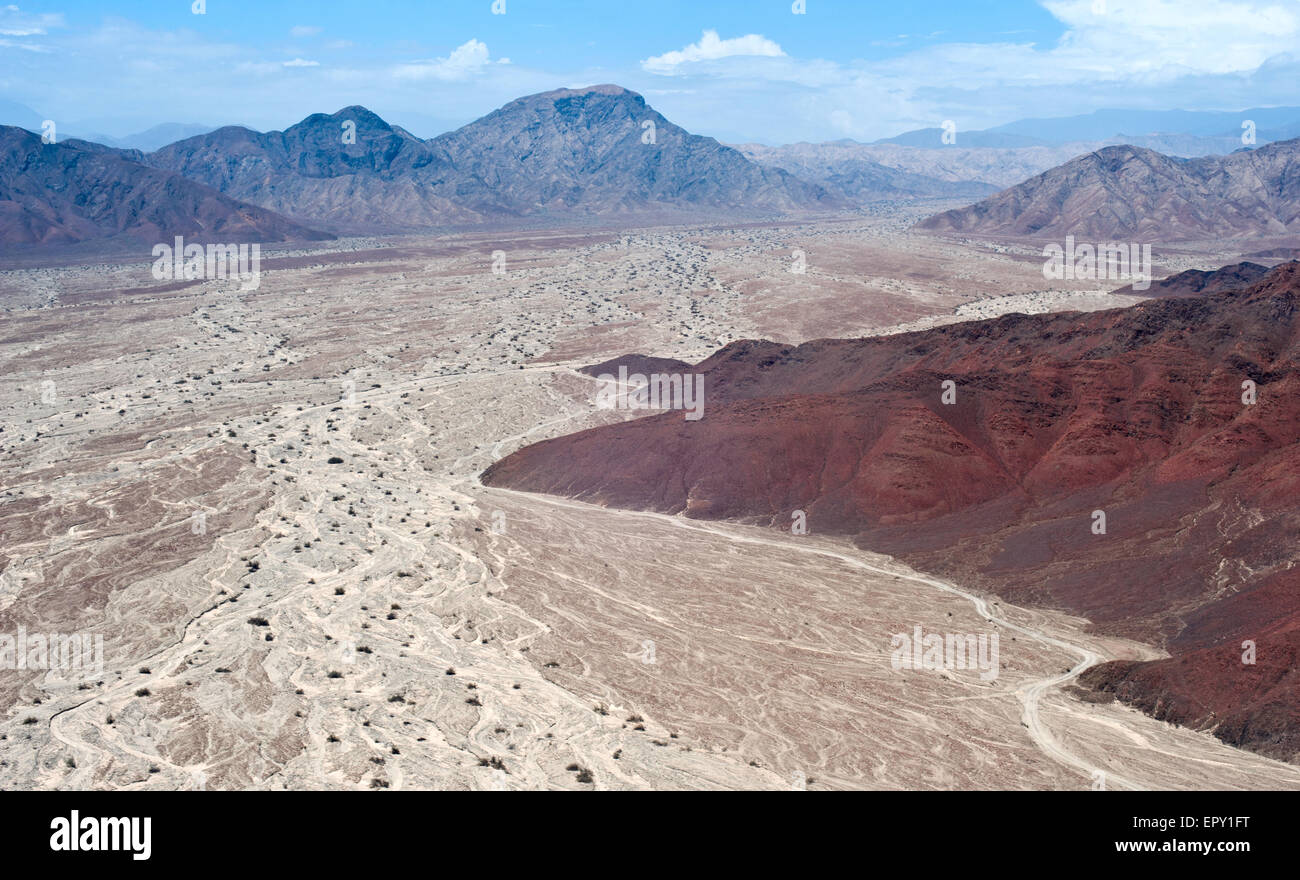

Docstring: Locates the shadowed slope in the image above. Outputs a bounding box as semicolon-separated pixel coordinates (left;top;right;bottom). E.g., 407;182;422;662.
145;87;838;233
484;263;1300;761
918;138;1300;240
0;126;330;246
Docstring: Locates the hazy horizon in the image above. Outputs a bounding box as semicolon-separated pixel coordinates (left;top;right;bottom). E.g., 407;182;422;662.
3;0;1300;143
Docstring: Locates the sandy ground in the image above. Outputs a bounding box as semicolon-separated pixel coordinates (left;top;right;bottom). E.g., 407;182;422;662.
1;216;1292;789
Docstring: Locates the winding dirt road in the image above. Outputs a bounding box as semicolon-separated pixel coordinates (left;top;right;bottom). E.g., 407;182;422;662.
480;480;1149;788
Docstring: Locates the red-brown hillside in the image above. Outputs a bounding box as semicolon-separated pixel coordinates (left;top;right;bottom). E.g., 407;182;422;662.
1112;260;1276;298
483;262;1300;760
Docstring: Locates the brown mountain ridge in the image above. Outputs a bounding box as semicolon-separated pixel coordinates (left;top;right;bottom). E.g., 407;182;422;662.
0;125;330;248
144;86;840;234
484;262;1300;761
918;138;1300;241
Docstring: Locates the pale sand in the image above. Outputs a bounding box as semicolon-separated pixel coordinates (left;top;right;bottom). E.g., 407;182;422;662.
1;218;1291;789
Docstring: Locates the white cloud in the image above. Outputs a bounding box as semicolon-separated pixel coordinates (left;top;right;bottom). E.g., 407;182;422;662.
0;36;47;50
290;25;322;38
0;5;62;38
642;30;785;74
1039;0;1300;76
630;0;1300;141
8;1;1300;146
392;38;492;81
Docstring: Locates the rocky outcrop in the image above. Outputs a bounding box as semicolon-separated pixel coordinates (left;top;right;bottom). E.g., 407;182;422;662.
484;262;1300;761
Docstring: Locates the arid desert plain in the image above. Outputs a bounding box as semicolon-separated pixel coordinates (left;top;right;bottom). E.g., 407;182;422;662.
2;214;1297;790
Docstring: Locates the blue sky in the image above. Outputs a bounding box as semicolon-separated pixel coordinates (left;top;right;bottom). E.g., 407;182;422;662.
2;0;1298;142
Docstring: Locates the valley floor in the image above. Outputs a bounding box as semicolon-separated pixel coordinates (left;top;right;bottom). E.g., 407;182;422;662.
0;217;1293;789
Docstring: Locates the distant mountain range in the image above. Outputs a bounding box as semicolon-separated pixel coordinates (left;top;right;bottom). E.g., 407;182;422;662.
738;129;1298;197
144;106;476;233
917;138;1300;240
879;105;1300;149
0;126;329;247
7;87;1300;248
482;260;1300;762
102;123;218;153
735;105;1300;195
1;86;853;246
739;140;1099;190
735;142;998;200
145;86;837;233
0;99;215;152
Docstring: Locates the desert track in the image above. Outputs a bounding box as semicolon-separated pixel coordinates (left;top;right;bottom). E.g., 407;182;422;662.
476;471;1300;790
2;224;1296;789
481;485;1132;785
